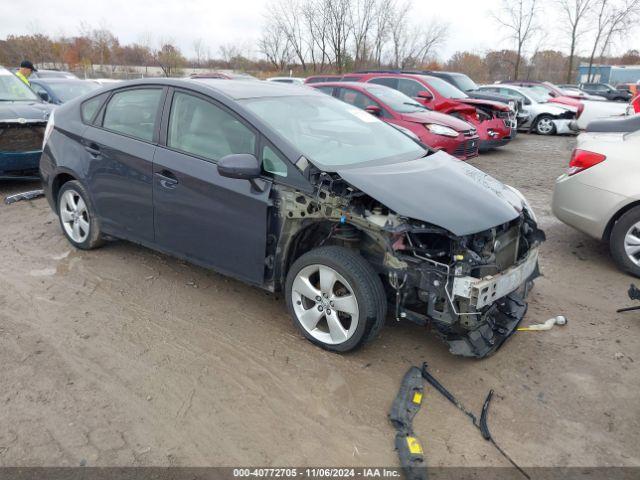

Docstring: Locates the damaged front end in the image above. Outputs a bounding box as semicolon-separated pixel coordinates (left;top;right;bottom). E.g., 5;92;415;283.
273;164;545;359
386;211;544;358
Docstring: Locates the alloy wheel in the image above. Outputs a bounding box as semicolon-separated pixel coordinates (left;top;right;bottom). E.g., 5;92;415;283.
624;222;640;267
291;264;359;345
59;189;90;243
536;117;554;134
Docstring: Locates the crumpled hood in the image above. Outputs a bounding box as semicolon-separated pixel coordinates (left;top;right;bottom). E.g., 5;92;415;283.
0;101;53;123
458;97;510;112
336;151;523;236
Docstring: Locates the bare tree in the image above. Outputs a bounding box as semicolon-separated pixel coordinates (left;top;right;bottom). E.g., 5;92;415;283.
493;0;541;79
349;0;377;69
267;0;309;71
302;0;330;71
595;0;640;70
193;38;207;66
258;21;293;71
326;0;353;72
558;0;593;82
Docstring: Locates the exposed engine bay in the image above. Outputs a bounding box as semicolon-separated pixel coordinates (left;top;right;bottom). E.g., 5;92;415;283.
268;166;545;358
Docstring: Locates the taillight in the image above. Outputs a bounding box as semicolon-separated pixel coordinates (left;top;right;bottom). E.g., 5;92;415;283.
42;110;55;150
576;102;584;119
567;149;606;175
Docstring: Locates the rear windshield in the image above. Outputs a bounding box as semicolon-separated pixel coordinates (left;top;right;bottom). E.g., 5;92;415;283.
450;74;478;92
241;94;425;169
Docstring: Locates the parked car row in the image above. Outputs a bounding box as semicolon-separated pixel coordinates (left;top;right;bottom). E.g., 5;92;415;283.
306;71;517;154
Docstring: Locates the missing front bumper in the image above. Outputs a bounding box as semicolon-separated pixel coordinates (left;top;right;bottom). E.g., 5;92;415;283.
453;248;539;309
446;290;529;358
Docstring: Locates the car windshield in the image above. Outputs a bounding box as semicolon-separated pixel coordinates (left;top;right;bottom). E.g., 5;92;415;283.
451;74;478;92
0;70;39;101
422;76;468;99
46;81;99;102
241;94;425;169
363;85;427;113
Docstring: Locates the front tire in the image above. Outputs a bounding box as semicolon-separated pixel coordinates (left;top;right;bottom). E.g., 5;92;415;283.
285;246;386;352
610;207;640;278
534;115;556;135
57;180;103;250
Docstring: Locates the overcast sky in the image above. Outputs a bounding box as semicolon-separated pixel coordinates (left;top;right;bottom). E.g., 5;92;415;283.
1;0;638;61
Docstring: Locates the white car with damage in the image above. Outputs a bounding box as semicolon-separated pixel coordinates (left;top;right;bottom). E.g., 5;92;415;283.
478;84;577;135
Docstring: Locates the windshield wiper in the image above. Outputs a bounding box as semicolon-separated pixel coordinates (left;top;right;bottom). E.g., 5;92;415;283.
403;102;423;108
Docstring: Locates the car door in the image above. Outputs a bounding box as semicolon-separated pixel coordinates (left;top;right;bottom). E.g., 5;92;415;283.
82;86;165;243
152;88;272;285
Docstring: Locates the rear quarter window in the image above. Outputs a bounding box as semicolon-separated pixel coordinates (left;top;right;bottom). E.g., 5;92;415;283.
81;92;109;125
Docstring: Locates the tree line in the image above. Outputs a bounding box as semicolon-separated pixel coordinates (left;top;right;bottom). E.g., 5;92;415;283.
0;0;637;82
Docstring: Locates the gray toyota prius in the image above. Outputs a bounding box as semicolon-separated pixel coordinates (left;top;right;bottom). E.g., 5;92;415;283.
40;78;544;357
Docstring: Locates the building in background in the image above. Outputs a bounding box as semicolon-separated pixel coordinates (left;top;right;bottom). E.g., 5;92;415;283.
578;64;640;84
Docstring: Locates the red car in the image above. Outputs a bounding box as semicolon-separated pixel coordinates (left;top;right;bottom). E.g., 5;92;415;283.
310;82;481;160
502;81;585;118
337;72;515;151
632;94;640;114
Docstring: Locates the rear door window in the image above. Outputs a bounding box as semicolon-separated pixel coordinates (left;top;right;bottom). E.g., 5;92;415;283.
167;91;256;161
336;88;378;109
368;77;398;89
314;86;335;96
102;88;163;142
397;79;425;98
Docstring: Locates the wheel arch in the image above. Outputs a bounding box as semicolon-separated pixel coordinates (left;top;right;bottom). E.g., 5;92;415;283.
603;200;640;241
275;220;388;292
51;170;78;209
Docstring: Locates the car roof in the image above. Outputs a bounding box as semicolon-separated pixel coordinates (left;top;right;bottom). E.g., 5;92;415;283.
31;78;88;84
96;78;319;100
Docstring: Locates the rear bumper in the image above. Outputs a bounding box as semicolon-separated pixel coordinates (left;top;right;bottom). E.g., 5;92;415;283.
0;150;41;179
552;173;621;239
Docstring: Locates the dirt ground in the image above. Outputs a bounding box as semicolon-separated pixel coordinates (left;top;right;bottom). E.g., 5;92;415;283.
0;134;638;469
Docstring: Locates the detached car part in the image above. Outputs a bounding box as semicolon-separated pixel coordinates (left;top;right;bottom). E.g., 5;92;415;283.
4;189;44;205
389;367;427;480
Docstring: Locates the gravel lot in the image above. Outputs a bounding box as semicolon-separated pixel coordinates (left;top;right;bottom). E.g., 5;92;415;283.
0;133;638;469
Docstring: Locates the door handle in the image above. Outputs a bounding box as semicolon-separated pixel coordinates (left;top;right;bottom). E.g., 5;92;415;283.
84;144;101;157
155;170;178;189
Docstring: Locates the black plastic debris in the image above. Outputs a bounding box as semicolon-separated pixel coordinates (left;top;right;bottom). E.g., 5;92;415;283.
389;366;427;480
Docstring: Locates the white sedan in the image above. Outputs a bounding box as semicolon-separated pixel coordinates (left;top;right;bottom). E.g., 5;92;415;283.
552;114;640;276
478;84;577;134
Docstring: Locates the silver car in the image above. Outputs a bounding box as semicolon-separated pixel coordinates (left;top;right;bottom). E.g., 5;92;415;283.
478;84;577;135
552;114;640;276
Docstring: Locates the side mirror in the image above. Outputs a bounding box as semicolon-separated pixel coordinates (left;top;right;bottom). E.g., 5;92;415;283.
217;153;264;192
38;91;50;102
524;98;532;106
417;90;433;100
365;105;382;116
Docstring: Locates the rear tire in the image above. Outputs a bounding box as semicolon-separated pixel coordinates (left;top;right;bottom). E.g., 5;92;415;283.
534;115;556;135
57;180;104;250
610;206;640;278
285;246;387;352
